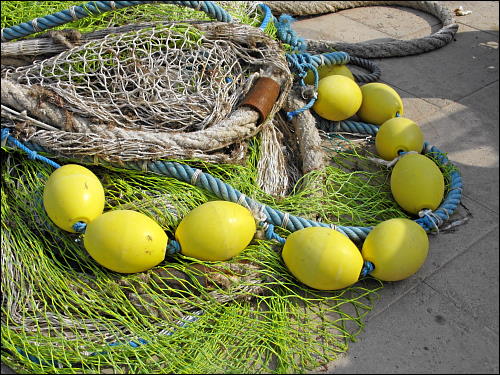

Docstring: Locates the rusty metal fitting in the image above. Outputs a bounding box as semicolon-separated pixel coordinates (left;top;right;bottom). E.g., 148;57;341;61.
239;77;280;123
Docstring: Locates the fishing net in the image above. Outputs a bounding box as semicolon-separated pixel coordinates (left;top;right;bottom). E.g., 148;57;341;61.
1;1;463;374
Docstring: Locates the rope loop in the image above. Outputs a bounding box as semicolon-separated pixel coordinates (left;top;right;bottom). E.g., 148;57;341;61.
262;222;286;244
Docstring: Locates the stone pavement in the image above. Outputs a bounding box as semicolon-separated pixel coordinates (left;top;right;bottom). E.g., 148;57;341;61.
291;1;499;373
1;1;498;374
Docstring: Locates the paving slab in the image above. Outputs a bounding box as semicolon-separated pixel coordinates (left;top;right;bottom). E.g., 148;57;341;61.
442;1;499;34
335;4;442;39
373;24;499;107
418;86;499;213
292;11;392;44
313;282;499;374
358;194;499;320
424;226;499;334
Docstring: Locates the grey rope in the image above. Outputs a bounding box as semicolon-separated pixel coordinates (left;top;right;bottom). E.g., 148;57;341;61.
264;1;459;58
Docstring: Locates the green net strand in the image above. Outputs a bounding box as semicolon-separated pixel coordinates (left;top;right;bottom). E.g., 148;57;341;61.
1;2;463;373
1;129;390;373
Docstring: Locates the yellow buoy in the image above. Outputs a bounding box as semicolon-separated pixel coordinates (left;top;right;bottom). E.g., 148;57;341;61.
84;210;168;273
312;75;362;121
362;218;429;281
282;227;363;290
357;82;404;125
375;117;424;161
175;201;256;261
303;64;355;85
391;153;445;215
43;164;105;232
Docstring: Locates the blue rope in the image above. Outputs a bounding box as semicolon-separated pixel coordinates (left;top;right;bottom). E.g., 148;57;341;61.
1;128;61;169
263;223;286;244
258;3;273;31
360;261;375;277
167;239;182;255
1;1;232;42
72;221;87;233
15;124;462;241
275;14;307;52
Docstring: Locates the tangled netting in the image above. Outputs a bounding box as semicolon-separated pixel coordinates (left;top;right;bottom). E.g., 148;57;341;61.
1;1;464;374
14;24;262;132
2;21;291;164
1;151;384;374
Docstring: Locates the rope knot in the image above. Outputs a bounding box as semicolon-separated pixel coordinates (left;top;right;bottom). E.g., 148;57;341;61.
167;239;181;255
73;221;87;233
418;209;443;233
360;260;375;277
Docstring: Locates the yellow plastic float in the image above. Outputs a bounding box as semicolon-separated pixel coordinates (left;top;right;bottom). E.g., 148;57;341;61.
43;164;105;232
391;153;445;215
175;200;256;261
361;218;429;281
303;64;355;85
357;82;404;125
312;75;362;121
282;227;363;290
84;209;168;273
375;117;424;161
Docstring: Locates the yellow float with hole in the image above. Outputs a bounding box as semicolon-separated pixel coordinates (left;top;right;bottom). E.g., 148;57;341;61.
84;209;168;273
361;218;429;281
43;164;105;233
357;82;404;125
303;64;355;85
282;227;363;290
390;153;445;215
175;200;256;261
312;75;362;121
375;117;424;161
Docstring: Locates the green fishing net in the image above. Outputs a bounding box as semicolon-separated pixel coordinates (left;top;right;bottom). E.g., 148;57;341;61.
0;1;438;374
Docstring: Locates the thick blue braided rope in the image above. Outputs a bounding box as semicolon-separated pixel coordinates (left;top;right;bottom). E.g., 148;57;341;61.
15;130;462;242
1;1;232;42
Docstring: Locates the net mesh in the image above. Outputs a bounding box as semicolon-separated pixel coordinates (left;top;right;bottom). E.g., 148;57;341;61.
1;149;388;374
15;25;247;132
3;20;291;164
1;1;410;373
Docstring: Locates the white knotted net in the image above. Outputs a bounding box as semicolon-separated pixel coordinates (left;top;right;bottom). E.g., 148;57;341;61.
14;24;252;132
2;21;291;166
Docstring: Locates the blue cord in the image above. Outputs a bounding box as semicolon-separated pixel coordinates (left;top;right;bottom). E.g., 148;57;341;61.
1;128;61;169
360;261;375;277
258;3;273;31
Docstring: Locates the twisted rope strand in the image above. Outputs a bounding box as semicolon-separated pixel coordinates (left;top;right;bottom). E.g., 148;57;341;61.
1;1;233;42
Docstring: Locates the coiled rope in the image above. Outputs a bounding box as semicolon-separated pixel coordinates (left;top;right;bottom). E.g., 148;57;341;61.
263;0;459;58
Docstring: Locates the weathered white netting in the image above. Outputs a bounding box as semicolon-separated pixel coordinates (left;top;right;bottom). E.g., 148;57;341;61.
3;21;291;164
16;25;244;132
